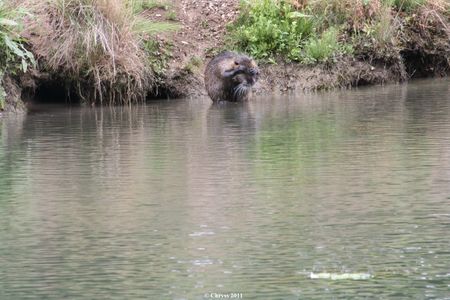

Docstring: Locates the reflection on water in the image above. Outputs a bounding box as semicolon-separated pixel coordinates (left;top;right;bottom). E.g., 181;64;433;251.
1;79;450;299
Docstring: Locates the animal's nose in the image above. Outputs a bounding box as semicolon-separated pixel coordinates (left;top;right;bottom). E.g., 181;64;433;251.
249;68;258;76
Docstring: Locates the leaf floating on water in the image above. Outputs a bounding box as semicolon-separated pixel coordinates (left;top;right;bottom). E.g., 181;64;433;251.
188;231;215;237
309;272;372;280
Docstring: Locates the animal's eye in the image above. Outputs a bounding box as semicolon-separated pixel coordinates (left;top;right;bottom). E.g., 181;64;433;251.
234;61;239;65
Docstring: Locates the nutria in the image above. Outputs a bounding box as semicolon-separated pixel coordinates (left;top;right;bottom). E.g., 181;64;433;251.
204;51;259;102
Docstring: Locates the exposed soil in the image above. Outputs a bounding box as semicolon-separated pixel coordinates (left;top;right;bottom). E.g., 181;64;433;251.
257;58;405;94
172;0;240;60
1;76;26;113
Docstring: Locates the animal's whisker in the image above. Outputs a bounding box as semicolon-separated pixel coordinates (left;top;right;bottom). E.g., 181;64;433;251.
234;83;248;99
233;85;240;97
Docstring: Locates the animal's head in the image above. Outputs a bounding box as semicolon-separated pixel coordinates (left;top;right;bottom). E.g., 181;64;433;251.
232;55;259;86
231;55;259;99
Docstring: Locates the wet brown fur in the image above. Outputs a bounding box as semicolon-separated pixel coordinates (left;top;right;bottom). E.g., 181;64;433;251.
204;51;259;102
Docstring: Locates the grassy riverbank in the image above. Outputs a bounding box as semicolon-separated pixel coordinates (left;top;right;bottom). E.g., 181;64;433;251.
229;0;450;64
1;0;450;110
227;0;450;91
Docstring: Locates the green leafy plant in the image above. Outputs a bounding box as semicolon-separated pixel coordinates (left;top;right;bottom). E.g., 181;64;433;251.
228;0;354;63
228;0;315;61
144;39;172;82
301;27;352;63
0;3;35;75
0;2;35;110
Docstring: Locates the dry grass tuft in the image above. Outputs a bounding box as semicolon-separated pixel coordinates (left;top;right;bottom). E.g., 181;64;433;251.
416;0;450;34
23;0;152;104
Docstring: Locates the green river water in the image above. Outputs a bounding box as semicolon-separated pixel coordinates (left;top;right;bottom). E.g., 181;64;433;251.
0;79;449;299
